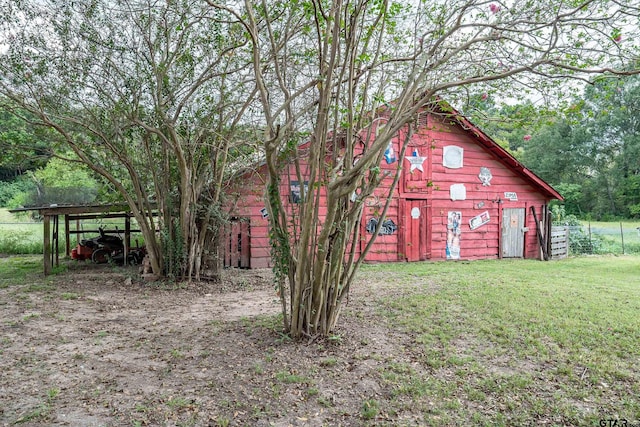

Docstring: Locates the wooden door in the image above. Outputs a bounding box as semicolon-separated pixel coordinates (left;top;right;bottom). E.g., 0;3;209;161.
224;219;251;268
403;199;428;261
502;208;525;258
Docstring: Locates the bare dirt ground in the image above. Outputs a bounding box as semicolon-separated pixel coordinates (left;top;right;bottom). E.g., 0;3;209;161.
0;262;420;427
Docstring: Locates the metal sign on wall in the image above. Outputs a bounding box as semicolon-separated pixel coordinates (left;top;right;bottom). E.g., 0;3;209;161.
504;191;518;201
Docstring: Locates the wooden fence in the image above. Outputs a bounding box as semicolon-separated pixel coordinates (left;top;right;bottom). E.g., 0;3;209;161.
550;226;569;259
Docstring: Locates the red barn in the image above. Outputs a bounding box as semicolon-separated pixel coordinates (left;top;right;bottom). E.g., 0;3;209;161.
224;106;562;269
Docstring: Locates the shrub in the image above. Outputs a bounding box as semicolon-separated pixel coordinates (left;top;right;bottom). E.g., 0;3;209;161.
0;230;45;254
0;176;36;208
551;205;581;226
568;228;604;255
9;157;100;209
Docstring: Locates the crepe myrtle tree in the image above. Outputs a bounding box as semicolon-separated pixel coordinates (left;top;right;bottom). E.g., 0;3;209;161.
0;0;257;280
210;0;640;339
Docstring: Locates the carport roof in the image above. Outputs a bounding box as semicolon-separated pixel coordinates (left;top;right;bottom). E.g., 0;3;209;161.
9;203;135;216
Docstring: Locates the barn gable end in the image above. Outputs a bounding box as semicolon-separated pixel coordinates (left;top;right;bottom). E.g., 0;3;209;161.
226;107;561;268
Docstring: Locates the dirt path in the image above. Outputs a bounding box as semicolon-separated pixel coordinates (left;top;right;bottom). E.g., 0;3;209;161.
1;264;413;426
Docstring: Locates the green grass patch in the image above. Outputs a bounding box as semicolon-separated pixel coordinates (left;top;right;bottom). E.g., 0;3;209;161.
361;399;379;420
369;256;640;425
13;388;60;424
275;370;309;384
0;256;42;288
0;209;45;254
319;357;338;367
60;292;80;300
165;396;195;409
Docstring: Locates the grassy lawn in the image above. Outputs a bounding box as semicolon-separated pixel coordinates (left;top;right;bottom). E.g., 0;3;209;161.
363;256;640;425
0;255;44;288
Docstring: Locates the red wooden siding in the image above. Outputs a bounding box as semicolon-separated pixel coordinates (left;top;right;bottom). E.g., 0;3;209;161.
422;114;551;260
226;108;560;268
225;171;272;269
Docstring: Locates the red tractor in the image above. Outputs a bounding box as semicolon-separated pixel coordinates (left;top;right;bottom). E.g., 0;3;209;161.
71;227;144;265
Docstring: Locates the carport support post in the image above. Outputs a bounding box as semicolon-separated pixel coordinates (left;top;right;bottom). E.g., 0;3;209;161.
54;215;59;267
124;216;130;261
65;214;71;257
43;214;51;275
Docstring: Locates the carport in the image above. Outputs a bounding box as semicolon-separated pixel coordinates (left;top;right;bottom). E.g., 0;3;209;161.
9;204;142;275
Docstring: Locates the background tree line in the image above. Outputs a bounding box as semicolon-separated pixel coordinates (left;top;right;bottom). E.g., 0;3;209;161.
468;73;640;220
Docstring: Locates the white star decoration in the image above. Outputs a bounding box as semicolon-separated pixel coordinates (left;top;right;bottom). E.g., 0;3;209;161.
405;150;427;173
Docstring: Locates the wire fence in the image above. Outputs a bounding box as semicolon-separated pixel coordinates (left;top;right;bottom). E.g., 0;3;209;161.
0;219;144;255
567;222;640;255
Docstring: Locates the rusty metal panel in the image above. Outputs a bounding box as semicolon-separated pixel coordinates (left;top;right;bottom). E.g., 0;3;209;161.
502;208;525;258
